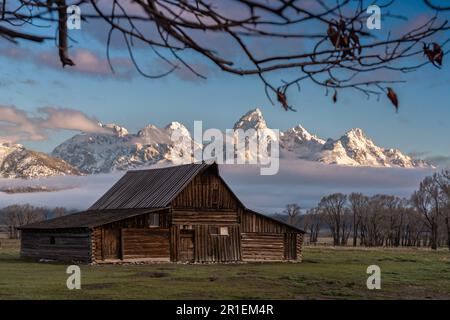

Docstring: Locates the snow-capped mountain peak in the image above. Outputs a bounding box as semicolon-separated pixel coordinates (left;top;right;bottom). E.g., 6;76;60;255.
233;108;267;130
99;123;129;137
165;121;191;138
341;128;374;145
283;125;325;143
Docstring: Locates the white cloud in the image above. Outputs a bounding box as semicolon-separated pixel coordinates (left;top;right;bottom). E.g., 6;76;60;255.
0;105;111;143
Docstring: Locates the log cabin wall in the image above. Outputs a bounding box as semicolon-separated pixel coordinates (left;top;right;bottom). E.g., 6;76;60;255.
241;232;284;261
240;210;300;261
20;229;91;263
121;228;170;260
296;232;304;262
91;210;170;262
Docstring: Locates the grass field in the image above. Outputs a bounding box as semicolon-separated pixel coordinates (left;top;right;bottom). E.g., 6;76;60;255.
0;246;449;300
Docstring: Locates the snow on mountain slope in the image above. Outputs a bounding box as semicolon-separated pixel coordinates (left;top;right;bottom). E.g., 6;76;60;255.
280;125;325;159
231;108;278;163
233;108;268;131
51;122;199;174
0;143;81;179
48;108;431;174
309;128;428;168
237;109;429;168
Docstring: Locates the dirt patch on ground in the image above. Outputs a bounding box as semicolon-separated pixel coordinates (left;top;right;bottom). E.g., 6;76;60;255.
82;283;114;290
134;271;170;278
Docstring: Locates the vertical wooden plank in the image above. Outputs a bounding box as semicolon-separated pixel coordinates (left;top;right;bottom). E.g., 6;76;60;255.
120;229;124;259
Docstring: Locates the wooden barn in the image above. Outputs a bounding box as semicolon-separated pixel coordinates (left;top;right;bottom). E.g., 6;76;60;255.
18;163;305;263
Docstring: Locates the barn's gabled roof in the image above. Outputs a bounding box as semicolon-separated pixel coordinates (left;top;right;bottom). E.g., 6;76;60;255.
89;162;213;210
17;208;167;230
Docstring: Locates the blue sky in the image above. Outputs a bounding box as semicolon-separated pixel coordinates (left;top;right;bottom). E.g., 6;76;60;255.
0;0;450;166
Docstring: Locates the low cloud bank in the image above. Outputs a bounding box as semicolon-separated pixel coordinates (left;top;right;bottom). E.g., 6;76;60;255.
0;159;433;213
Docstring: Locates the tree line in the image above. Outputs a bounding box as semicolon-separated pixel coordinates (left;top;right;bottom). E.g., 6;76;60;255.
279;170;450;250
0;205;70;239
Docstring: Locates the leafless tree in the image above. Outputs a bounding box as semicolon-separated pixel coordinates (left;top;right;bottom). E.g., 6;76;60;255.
412;175;443;250
0;204;45;238
52;207;67;218
0;205;69;239
318;193;348;246
349;193;368;247
434;170;450;250
1;1;449;110
303;208;321;244
283;203;301;226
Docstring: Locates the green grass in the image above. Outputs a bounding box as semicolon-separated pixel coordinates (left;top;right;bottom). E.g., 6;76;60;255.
0;247;449;299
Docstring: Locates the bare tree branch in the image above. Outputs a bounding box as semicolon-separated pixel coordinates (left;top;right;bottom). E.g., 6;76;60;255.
0;0;449;110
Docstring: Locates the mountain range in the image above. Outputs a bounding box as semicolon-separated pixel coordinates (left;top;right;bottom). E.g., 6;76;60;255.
0;108;430;179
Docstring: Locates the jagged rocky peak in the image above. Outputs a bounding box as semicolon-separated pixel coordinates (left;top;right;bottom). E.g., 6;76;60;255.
99;123;129;137
342;128;372;142
165;121;191;137
137;124;169;141
283;124;325;143
233;107;267;130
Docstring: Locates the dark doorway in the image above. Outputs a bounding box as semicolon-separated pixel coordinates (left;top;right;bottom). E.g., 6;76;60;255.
102;228;121;259
284;233;297;260
179;230;194;262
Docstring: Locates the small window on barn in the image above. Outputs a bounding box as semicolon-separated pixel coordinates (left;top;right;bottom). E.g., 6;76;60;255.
209;226;219;235
148;213;160;228
181;225;193;230
219;227;229;236
49;236;56;245
209;226;229;236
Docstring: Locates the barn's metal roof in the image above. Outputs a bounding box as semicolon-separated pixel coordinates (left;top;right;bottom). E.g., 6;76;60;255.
89;163;212;210
17;208;167;230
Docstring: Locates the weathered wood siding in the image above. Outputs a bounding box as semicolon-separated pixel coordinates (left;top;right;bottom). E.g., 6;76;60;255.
240;210;300;261
172;210;238;225
241;210;290;233
122;228;170;260
241;232;284;261
193;225;241;262
284;233;297;260
20;229;91;262
172;171;238;210
170;223;241;262
296;232;304;262
92;228;102;261
170;171;242;262
91;210;169;262
179;230;195;262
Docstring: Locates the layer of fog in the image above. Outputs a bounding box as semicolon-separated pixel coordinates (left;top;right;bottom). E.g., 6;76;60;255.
0;159;433;213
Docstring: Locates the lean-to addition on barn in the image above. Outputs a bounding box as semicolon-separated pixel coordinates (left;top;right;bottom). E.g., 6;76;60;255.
18;163;304;263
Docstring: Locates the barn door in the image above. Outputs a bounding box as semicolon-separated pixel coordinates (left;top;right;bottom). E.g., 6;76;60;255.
102;228;121;260
179;230;194;262
284;233;297;260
